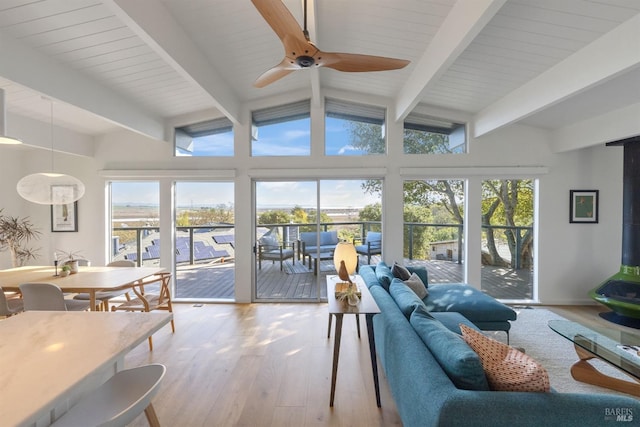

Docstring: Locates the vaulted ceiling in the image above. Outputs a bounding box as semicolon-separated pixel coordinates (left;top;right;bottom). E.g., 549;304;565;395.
0;0;638;147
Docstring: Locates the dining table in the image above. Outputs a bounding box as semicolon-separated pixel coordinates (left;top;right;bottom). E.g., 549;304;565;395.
0;265;166;310
0;310;173;427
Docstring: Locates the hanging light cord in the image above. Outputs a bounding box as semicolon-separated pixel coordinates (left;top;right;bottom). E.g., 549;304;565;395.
49;99;55;172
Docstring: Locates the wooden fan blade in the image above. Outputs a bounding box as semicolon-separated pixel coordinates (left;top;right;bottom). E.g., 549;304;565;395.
254;58;297;88
251;0;310;56
316;51;410;72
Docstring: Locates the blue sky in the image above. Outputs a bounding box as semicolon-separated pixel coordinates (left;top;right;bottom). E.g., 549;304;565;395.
184;116;368;156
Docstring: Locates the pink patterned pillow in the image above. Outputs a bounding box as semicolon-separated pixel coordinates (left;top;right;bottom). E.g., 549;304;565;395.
460;324;550;392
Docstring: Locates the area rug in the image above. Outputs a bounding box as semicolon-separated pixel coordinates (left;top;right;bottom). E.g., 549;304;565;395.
492;308;636;396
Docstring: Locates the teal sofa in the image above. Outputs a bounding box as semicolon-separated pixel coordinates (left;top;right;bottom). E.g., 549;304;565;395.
359;264;640;427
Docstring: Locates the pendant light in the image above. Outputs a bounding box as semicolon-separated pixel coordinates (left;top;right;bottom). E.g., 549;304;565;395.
0;89;22;145
16;99;85;205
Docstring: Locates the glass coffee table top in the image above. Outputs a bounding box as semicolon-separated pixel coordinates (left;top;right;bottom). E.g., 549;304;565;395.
548;320;640;381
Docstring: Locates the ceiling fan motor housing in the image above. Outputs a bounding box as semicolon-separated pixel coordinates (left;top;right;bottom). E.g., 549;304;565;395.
295;55;315;67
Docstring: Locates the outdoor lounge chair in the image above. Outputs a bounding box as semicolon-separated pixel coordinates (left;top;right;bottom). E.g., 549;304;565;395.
258;234;295;271
355;231;382;265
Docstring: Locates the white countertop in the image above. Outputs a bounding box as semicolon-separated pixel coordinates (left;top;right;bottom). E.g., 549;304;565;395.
0;311;172;427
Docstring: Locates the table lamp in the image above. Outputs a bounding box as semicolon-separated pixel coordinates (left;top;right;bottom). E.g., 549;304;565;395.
333;241;357;283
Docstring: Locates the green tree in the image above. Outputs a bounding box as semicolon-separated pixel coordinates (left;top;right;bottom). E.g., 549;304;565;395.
481;180;533;268
258;210;291;225
290;206;308;224
403;129;452;154
348;122;385;154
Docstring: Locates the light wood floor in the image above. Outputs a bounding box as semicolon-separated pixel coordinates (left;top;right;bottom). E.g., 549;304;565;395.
125;302;402;427
124;303;627;427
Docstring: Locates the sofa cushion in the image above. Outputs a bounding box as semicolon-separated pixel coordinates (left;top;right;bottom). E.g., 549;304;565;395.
392;262;411;280
410;305;489;391
460;324;550;392
375;262;394;291
407;266;428;286
390;279;426;319
404;273;428;299
424;283;517;324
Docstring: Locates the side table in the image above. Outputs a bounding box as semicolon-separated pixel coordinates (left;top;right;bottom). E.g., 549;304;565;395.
326;274;381;407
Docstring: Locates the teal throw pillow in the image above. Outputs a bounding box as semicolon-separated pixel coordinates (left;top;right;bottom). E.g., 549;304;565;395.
390;279;426;319
410;305;489;391
375;263;394;291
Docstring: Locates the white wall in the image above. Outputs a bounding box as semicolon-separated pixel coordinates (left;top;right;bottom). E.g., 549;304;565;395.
0;97;627;305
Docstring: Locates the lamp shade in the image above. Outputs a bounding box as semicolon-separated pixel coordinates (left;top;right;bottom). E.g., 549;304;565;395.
333;241;358;276
17;173;85;205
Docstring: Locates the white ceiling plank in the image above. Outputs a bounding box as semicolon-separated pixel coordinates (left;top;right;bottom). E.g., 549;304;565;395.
105;0;241;124
394;0;507;122
474;13;640;138
0;31;165;140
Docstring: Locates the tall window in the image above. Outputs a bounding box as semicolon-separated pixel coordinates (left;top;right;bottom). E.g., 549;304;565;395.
403;179;465;284
480;179;534;301
325;98;386;155
251;100;311;156
403;113;466;154
175;117;234;156
110;182;160;266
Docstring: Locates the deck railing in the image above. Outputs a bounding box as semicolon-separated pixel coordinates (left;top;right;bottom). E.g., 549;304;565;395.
113;222;531;268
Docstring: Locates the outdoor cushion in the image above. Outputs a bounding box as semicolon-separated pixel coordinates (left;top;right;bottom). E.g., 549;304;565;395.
320;230;338;246
410;305;489;391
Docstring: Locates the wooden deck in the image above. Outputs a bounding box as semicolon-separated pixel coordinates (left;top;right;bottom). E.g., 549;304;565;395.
174;256;532;301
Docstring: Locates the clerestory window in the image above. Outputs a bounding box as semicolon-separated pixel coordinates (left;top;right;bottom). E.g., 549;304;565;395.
175;117;234;157
325;98;386;156
251;100;311;156
403;113;466;154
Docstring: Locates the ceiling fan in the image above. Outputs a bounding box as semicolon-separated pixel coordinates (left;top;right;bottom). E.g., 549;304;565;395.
251;0;411;88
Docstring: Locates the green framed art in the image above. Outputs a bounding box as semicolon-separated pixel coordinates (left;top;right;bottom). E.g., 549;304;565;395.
570;190;598;224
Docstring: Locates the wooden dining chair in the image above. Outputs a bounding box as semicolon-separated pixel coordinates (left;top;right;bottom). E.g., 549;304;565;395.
111;272;175;351
19;282;90;311
73;260;136;310
0;287;23;317
51;363;166;427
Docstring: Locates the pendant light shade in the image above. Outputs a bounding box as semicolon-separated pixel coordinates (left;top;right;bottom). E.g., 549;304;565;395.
17;172;85;205
0;89;22;145
16;98;85;205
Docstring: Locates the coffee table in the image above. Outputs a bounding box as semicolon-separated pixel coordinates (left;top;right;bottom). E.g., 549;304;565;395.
308;252;333;275
549;320;640;397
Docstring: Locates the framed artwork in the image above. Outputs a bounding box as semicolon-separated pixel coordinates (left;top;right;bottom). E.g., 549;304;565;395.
570;190;598;224
51;201;78;232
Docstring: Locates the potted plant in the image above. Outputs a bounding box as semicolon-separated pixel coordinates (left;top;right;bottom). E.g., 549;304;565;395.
60;264;71;277
336;282;361;306
56;250;84;274
0;209;41;267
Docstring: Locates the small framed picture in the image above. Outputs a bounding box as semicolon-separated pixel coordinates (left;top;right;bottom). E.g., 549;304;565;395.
51;201;78;232
570;190;598;224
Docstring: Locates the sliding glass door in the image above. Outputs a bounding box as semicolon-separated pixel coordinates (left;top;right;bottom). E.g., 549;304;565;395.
174;181;235;300
254;178;382;302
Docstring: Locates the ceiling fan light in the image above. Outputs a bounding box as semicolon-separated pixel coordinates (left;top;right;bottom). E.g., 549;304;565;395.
17;172;85;205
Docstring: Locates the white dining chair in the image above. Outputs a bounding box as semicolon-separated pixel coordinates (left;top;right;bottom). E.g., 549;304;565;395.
73;260;136;310
19;283;90;311
0;287;23;317
51;364;166;427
